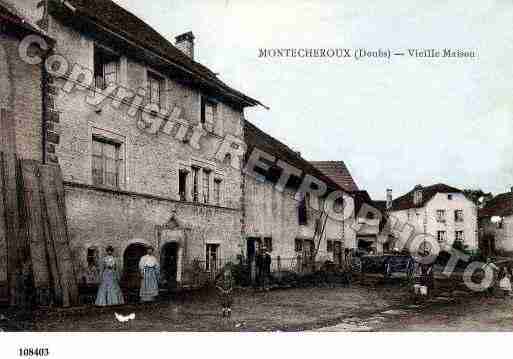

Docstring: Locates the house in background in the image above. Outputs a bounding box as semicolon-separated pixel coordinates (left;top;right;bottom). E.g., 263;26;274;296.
244;122;356;272
479;188;513;256
389;183;478;252
311;161;387;254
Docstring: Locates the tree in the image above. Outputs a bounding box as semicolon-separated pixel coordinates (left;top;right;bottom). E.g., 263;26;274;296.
463;189;493;208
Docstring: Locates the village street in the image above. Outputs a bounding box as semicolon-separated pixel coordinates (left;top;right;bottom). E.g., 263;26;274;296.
2;278;512;332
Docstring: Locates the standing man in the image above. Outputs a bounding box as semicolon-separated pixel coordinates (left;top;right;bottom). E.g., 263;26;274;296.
262;246;272;290
255;246;263;288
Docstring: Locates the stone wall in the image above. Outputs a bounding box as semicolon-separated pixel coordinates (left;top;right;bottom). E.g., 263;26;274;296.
65;183;243;286
0;33;43;161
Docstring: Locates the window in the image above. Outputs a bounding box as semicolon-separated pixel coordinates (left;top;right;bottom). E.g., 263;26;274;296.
214;179;222;206
294;239;303;252
455;231;464;242
179;170;188;201
147;71;164;107
92;137;122;188
327;240;334;253
333;198;344;213
201;97;217;131
454;210;464;222
192;167;199;203
264;237;273;252
94;45;119;90
202;170;210;204
205;244;219;272
436;209;446;223
437;231;446;243
448;194;453;200
87;247;99;267
298;193;308;225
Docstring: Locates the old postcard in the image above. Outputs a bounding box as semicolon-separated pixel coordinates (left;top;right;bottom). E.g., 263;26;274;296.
0;0;511;357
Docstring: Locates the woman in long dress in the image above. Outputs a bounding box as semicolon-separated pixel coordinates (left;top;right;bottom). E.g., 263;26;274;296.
95;246;125;306
139;247;160;302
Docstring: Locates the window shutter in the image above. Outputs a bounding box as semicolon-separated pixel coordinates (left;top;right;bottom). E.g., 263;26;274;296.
201;97;206;124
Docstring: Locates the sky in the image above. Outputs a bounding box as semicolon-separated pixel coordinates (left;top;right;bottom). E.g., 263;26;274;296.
114;0;513;200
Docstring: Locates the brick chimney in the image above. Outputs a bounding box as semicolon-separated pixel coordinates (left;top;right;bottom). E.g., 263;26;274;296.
175;31;195;60
386;188;393;210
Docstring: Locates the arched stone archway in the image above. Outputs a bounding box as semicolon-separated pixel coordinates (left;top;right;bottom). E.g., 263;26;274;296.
157;210;190;288
121;242;148;303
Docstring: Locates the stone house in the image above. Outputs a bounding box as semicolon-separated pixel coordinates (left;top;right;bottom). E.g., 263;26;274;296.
0;0;54;304
389;183;478;252
311;161;387;255
11;0;262;293
243;121;356;272
479;189;513;256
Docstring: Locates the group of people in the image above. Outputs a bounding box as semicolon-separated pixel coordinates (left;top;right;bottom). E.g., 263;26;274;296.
93;245;160;306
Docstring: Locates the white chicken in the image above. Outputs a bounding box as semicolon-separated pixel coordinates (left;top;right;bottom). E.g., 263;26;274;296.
114;313;136;323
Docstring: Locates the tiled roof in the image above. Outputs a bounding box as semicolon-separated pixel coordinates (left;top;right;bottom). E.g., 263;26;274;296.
49;0;261;108
479;192;513;218
310;161;359;192
244;121;342;193
0;0;52;39
391;183;463;211
372;200;387;212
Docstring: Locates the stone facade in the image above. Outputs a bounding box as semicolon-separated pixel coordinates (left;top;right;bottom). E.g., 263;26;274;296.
0;31;44;161
10;0;251;289
244;174;357;272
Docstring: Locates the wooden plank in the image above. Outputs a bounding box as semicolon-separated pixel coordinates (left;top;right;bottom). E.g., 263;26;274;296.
0;152;8;303
38;165;64;306
21;160;51;306
2;151;20;306
39;165;78;307
51;165;78;306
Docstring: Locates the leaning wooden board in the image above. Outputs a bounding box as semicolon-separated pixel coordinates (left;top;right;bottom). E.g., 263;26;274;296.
0;152;8;303
21;160;52;306
39;164;78;307
1;151;20;306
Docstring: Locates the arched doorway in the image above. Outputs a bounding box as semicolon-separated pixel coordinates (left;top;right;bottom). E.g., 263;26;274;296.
122;243;147;303
161;242;178;290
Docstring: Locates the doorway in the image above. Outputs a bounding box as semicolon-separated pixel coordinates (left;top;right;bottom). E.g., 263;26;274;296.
161;242;178;290
122;243;147;303
246;237;262;265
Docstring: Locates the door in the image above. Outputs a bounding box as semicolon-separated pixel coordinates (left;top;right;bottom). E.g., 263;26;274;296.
334;241;342;266
206;244;219;280
161;243;178;290
122;243;146;303
247;238;262;264
302;240;314;271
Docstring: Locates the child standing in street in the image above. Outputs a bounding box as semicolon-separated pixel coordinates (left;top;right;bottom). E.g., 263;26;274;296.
499;267;512;297
216;263;234;318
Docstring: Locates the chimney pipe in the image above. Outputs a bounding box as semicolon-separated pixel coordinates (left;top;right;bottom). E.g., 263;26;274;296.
386;188;392;210
175;31;195;60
